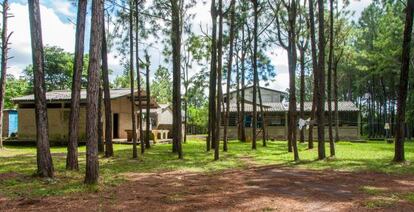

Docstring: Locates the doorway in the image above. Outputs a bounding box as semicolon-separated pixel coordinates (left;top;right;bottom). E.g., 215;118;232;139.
113;113;119;139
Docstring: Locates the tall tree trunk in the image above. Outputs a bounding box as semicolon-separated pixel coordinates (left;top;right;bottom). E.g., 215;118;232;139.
316;0;326;160
102;9;113;157
371;80;376;137
288;0;299;161
0;0;11;149
98;86;104;153
215;0;224;160
307;0;317;149
251;0;258;150
208;0;217;151
135;0;144;155
84;0;103;184
67;0;87;170
129;1;138;158
299;48;305;144
28;0;54;178
381;78;387;137
368;91;372;137
236;46;241;141
145;52;151;149
394;0;414;162
240;29;246;142
236;46;243;141
184;61;189;144
171;0;183;159
333;56;340;142
253;1;266;147
182;39;190;144
223;0;236;152
258;86;267;147
327;0;335;157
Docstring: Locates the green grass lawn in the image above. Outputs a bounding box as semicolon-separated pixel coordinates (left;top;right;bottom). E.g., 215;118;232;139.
0;139;413;199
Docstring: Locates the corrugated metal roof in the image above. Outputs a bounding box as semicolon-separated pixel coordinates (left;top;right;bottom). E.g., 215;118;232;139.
224;86;288;97
301;101;359;112
12;89;146;102
226;102;286;113
225;101;359;112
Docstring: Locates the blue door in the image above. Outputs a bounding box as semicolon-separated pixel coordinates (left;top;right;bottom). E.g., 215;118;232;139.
8;111;18;136
244;115;252;127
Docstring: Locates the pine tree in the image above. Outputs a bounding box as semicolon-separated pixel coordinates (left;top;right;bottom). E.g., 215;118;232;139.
28;0;54;178
0;0;12;150
394;0;414;162
85;0;104;184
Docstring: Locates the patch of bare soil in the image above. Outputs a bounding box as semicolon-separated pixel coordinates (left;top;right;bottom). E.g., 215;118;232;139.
1;166;414;212
0;172;23;181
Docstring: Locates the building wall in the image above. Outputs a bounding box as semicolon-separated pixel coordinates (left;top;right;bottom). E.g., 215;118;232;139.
109;97;135;139
18;107;87;142
220;126;360;141
228;87;284;103
158;107;173;125
17;96;136;142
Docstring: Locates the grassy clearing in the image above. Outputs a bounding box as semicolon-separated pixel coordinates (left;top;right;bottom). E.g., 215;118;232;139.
360;185;414;207
363;198;396;209
360;186;387;195
405;193;414;203
0;139;413;199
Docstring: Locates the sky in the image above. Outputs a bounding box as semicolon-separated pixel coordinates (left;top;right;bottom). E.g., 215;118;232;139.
5;0;372;92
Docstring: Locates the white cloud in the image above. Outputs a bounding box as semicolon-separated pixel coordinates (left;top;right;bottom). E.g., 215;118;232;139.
266;47;289;91
8;2;76;75
6;0;371;90
50;1;75;18
347;0;372;14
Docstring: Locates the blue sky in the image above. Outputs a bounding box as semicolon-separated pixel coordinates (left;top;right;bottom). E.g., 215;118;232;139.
6;0;372;91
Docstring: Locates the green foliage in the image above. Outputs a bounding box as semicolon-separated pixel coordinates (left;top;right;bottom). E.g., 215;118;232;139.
112;70;131;89
360;186;386;195
3;75;31;109
22;46;89;91
186;71;208;108
363;199;396;209
188;104;208;133
150;66;172;104
406;193;414;203
333;0;414;137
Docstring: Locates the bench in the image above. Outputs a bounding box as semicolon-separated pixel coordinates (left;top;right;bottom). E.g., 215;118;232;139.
125;129;170;142
152;129;169;140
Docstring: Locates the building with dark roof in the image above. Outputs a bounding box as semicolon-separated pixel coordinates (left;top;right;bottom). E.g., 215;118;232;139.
221;86;361;140
12;89;159;142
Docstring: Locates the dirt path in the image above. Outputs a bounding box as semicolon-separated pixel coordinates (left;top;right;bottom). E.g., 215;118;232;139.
1;166;414;212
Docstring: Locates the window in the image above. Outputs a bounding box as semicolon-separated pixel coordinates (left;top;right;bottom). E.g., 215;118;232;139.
245;115;252;127
267;115;285;126
220;113;238;126
269;117;282;126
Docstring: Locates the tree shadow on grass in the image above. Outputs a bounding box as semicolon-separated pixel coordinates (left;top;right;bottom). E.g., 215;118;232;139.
4;164;414;211
0;140;413;201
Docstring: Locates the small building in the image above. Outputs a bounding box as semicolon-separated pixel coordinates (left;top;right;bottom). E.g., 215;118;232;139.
152;104;185;138
1;109;18;138
156;104;174;132
222;86;361;140
12;89;159;142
